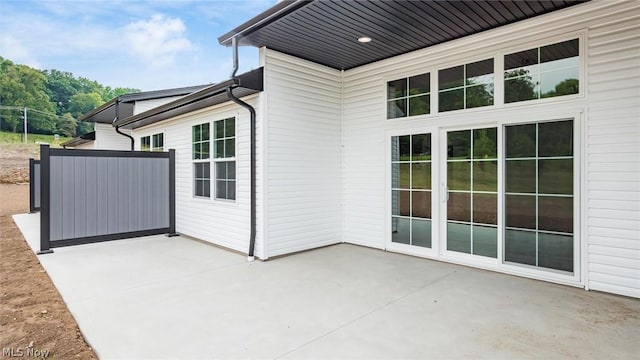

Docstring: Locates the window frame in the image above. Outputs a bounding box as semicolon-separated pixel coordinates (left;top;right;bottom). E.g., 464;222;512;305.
501;35;584;107
438;58;495;113
386;72;431;119
192;122;211;198
212;117;237;202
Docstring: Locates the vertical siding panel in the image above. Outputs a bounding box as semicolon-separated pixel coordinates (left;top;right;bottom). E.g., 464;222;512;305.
107;158;119;233
73;157;87;238
61;157;75;241
85;157;98;237
49;157;63;241
96;157;109;235
264;50;343;257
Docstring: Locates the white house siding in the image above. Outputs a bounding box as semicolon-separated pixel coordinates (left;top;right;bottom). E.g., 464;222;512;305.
586;5;640;298
131;97;263;256
133;96;184;115
262;49;343;258
94;123;131;150
341;0;640;297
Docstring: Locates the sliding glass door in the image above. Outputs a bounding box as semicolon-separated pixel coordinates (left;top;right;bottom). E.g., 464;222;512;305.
389;119;575;275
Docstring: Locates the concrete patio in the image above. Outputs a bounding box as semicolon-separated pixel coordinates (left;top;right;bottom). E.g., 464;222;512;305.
13;213;640;359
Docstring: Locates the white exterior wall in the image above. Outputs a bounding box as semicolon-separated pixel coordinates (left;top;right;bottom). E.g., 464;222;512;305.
341;0;639;297
261;49;343;258
94;123;131;150
134;96;184;115
131;96;264;257
586;5;640;298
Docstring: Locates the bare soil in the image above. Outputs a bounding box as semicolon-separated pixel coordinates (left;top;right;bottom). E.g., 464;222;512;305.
0;144;39;184
0;148;96;358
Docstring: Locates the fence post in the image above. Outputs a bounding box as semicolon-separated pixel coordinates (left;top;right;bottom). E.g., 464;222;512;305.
37;145;53;254
167;149;179;237
29;159;36;213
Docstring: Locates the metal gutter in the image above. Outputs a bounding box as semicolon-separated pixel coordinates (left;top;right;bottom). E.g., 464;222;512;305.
227;37;257;262
113;100;135;151
113;79;237;128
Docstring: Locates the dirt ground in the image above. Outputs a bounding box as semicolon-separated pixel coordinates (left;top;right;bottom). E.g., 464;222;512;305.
0;144;39;184
0;160;96;358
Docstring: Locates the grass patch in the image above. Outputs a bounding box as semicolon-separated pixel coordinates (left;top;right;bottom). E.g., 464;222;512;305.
0;131;71;147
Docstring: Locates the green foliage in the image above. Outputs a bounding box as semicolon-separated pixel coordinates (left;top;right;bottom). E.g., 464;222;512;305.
0;57;56;133
56;113;77;137
0;130;71;146
0;56;140;136
68;92;103;118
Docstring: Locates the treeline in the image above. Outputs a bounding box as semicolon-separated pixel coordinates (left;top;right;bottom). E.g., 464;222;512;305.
0;56;139;137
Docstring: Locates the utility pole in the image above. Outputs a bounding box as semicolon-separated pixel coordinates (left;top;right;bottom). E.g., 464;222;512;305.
23;107;27;143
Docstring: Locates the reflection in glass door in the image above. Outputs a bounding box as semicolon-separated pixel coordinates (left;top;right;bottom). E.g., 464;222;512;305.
504;120;574;272
391;134;432;248
446;128;498;258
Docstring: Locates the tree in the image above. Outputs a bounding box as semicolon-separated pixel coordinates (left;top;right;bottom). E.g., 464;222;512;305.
102;86;140;102
56;113;77;137
68;92;104;118
0;57;56;133
43;69;80;115
542;78;579;98
504;69;536;103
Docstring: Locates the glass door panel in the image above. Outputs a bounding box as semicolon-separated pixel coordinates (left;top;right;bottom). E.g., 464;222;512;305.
391;133;432;248
446;127;498;258
504;120;574;273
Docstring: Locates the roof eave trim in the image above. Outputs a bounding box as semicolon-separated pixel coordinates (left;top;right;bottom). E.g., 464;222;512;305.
77;99;117;122
218;0;312;46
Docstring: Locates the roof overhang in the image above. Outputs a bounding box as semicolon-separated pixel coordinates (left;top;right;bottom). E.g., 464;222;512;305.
114;67;264;130
78;85;210;124
60;131;96;148
219;0;588;70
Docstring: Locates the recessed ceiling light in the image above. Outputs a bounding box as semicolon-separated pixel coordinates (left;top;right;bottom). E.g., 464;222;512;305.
358;36;372;43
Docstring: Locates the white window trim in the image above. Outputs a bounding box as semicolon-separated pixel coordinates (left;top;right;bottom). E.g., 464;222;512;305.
382;32;585;120
192;122;211;199
213;117;237;202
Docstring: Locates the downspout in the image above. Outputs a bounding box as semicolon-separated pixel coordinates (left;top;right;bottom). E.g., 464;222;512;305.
113;99;135;151
227;36;257;262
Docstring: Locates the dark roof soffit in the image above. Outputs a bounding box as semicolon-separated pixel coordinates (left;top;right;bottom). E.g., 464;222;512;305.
77;84;210;123
115;67;264;130
218;0;589;70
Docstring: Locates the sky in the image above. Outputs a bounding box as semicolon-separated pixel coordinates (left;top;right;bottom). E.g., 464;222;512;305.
0;0;279;91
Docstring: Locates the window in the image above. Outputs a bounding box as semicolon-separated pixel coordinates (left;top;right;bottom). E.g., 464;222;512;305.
213;118;235;200
439;59;494;112
141;136;151;151
387;73;430;119
192;123;210;197
391;133;432;248
504;120;574;272
504;39;579;103
152;133;163;151
141;133;163;152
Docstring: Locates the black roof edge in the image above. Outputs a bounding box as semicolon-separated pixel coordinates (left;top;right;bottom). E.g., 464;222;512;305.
113;67;264;128
60;131;96;147
218;0;312;46
77;84;211;122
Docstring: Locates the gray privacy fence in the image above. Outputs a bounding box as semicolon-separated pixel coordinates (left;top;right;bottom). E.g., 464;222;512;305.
29;159;41;212
38;145;176;254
